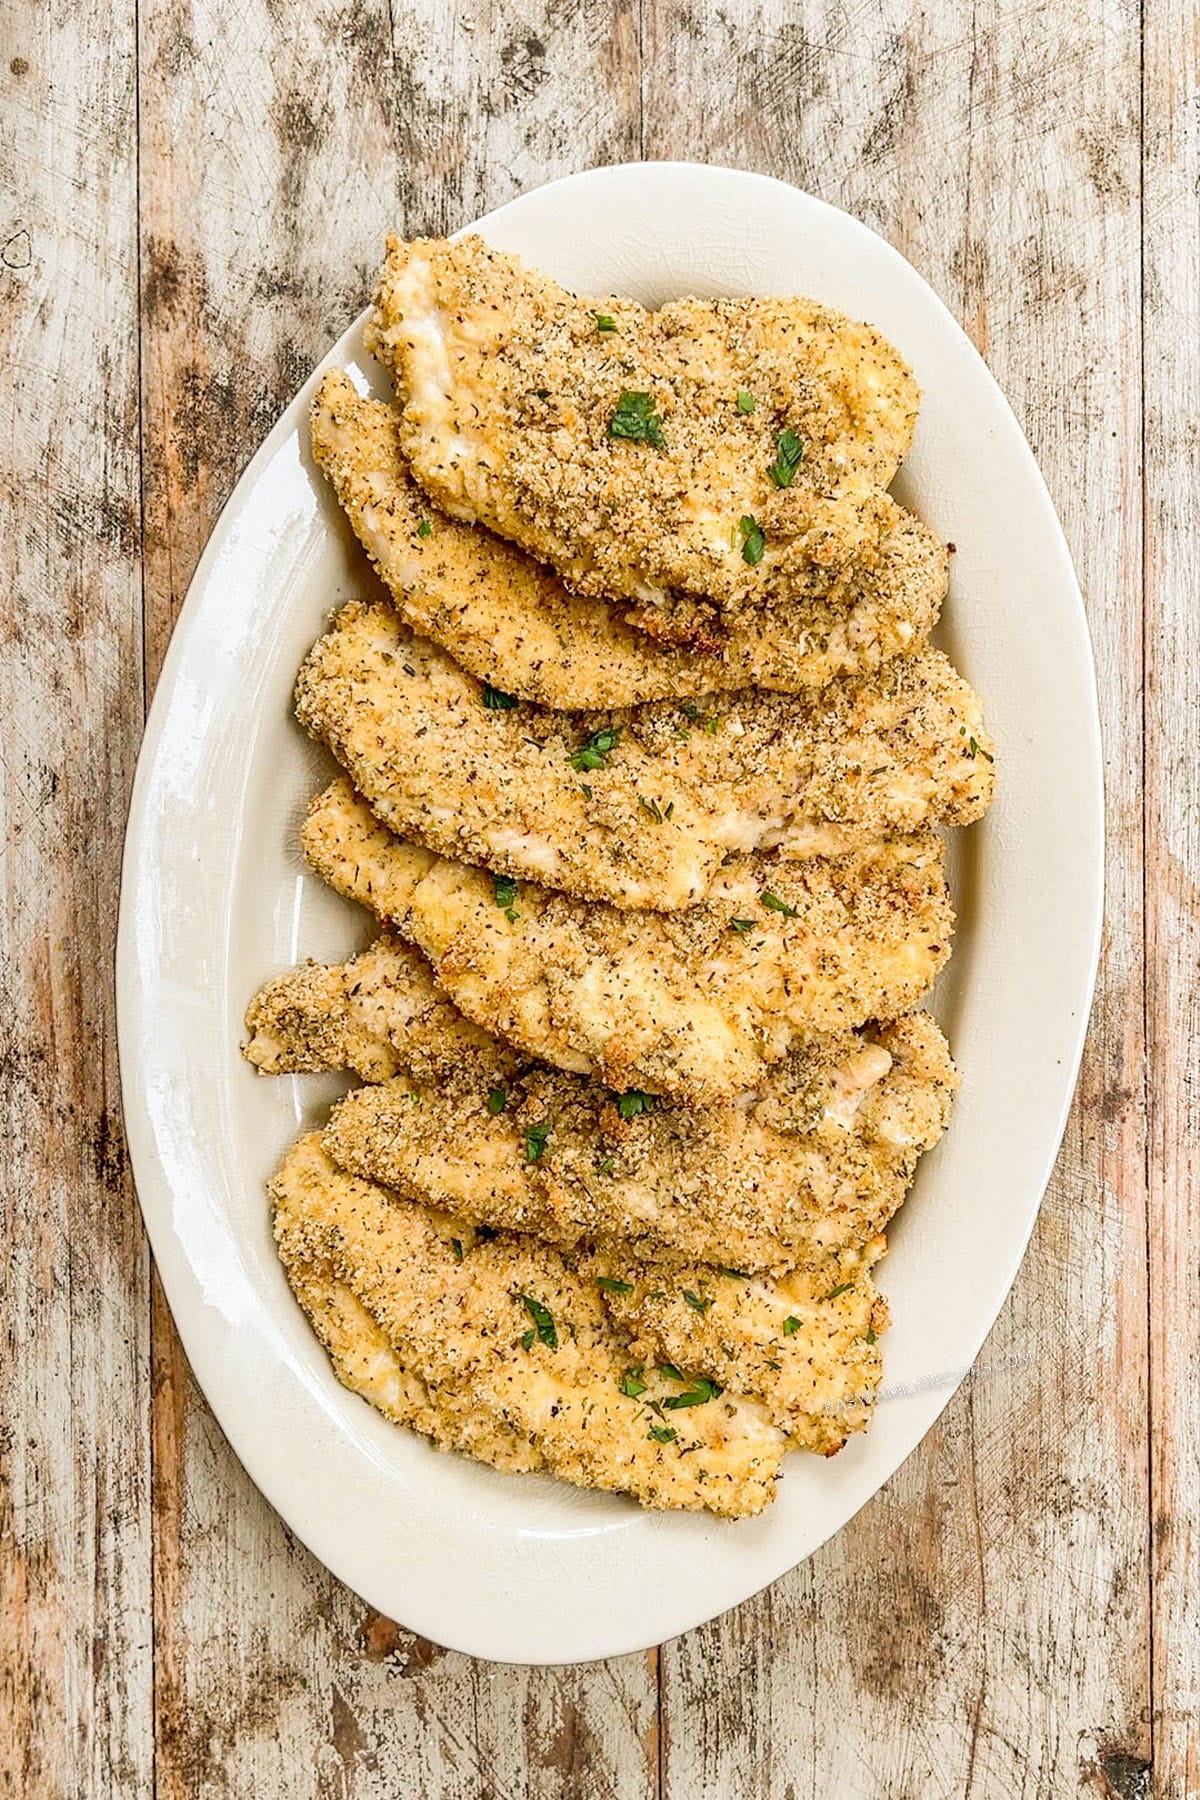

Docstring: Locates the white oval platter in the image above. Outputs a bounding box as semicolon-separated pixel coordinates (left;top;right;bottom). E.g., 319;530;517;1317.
117;162;1102;1665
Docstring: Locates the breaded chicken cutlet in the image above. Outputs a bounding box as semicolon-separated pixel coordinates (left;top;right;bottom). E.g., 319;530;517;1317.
366;237;919;631
273;1134;886;1514
295;601;992;910
245;935;955;1275
311;370;948;705
301;778;953;1102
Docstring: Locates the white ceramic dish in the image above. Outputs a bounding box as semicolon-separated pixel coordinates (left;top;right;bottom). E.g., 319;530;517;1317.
117;162;1102;1665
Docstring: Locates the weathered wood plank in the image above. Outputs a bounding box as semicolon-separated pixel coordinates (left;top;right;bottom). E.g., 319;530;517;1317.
1142;3;1200;1794
645;3;1151;1794
0;2;152;1796
137;2;653;1793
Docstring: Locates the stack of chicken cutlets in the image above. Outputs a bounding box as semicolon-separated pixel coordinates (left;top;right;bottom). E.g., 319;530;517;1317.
245;237;994;1520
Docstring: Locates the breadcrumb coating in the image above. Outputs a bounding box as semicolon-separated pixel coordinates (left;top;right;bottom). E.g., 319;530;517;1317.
294;598;992;910
301;778;954;1101
366;236;919;623
311;369;947;703
273;1133;791;1515
244;936;955;1273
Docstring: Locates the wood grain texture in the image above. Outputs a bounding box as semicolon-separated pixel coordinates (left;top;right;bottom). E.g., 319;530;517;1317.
1143;2;1200;1794
4;0;1196;1793
646;8;1154;1795
0;3;152;1797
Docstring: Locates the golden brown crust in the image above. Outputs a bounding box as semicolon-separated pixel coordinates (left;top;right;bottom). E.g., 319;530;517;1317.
294;599;992;910
302;778;954;1101
272;1133;792;1515
366;236;920;624
310;369;946;704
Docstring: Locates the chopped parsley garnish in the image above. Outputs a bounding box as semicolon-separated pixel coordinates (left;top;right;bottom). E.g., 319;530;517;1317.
416;518;433;539
593;312;618;333
760;889;798;917
822;1281;854;1302
493;873;518;921
607;390;666;448
595;1153;616;1175
738;514;766;566
638;794;665;823
767;427;805;488
658;1363;685;1383
617;1089;656;1120
719;1267;750;1280
736;389;756;414
569;727;621;771
662;1375;724;1409
524;1121;551;1163
450;1237;464;1262
620;1366;646;1398
865;1327;878;1345
682;702;701;721
519;1292;557;1349
730;918;755;936
482;684;519;711
682;1289;711;1314
783;1316;802;1336
702;714;720;734
486;1086;508;1116
965;735;994;763
648;1424;677;1444
597;1276;634;1296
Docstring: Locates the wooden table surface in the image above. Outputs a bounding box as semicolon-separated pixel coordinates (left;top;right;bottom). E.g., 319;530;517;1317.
3;0;1197;1794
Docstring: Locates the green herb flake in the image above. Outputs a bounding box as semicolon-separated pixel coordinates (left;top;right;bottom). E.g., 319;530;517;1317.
486;1086;508;1116
966;735;995;763
620;1366;646;1398
682;1289;712;1314
520;1292;558;1349
595;1153;616;1175
730;918;756;936
663;1375;724;1409
416;518;433;539
597;1276;634;1296
648;1424;677;1444
822;1281;854;1302
569;727;621;772
738;514;766;566
767;427;805;489
607;390;666;449
760;889;798;918
524;1121;551;1164
450;1237;464;1263
865;1327;878;1345
702;714;721;734
493;873;518;914
520;1327;536;1350
783;1316;802;1336
638;794;664;824
593;312;618;333
658;1363;686;1383
482;684;519;711
617;1089;656;1120
719;1267;750;1280
736;389;756;414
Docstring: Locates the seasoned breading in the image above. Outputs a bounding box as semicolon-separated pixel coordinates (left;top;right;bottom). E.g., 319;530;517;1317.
301;778;954;1101
280;1259;543;1474
249;944;956;1271
245;937;956;1268
244;935;510;1084
294;600;992;909
366;236;919;625
311;370;947;703
584;1242;888;1444
272;1133;789;1516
